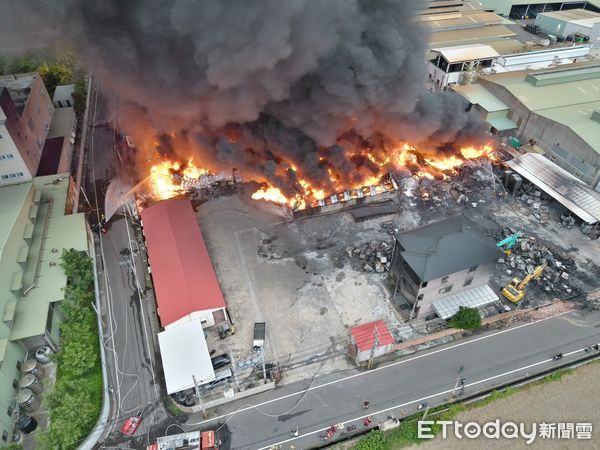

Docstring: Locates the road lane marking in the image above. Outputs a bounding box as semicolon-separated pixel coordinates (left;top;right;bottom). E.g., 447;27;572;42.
258;346;592;449
188;310;573;426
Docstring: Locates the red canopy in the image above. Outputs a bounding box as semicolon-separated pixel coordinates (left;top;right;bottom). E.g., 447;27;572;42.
141;198;226;327
351;320;395;352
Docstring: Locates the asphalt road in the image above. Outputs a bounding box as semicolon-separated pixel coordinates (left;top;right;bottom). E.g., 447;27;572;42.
85;82;170;449
183;310;600;449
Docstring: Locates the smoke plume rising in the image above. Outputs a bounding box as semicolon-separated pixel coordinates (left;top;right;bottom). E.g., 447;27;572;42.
13;0;490;196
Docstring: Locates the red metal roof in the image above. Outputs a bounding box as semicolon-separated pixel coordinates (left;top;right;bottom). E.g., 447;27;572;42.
351;320;395;352
141;198;226;327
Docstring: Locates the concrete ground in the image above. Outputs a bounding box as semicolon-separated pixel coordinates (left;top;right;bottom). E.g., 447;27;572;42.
197;193;415;384
412;362;600;449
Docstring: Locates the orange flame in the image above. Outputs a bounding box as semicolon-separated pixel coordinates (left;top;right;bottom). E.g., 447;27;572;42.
251;186;289;205
150;159;208;200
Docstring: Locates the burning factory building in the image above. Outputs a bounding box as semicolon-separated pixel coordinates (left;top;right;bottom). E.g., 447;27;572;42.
20;0;496;213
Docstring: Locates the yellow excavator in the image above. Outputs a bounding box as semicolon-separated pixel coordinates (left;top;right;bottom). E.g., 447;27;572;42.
502;263;546;303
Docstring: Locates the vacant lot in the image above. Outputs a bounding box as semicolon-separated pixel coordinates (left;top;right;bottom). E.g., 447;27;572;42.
412;362;600;449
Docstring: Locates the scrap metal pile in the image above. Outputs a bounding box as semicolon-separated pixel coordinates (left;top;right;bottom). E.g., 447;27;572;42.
345;239;394;273
497;229;580;299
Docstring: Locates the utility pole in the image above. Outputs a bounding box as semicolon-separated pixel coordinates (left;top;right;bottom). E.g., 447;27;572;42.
506;300;524;328
447;377;462;401
260;350;267;383
367;325;380;369
192;375;207;419
409;295;419;321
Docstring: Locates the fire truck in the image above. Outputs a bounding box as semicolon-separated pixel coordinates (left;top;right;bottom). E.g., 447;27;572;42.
147;430;219;450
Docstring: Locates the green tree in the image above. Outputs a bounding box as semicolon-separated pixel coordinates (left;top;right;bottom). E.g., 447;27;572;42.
37;62;73;96
356;430;387;450
60;249;94;288
72;77;87;116
36;249;102;450
448;306;481;330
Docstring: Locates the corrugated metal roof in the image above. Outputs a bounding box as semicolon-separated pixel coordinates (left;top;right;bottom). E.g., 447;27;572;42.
452;83;509;112
506;152;600;224
395;216;502;282
158;318;215;394
433;285;499;320
8;175;88;341
480;63;600;151
488;116;518;131
428;24;516;47
141;198;226;328
432;43;500;63
351;320;395;352
536;8;600;23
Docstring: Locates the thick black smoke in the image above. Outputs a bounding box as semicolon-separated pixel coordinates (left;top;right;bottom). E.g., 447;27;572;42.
14;0;490;195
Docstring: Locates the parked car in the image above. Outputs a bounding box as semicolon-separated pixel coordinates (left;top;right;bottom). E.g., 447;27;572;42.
211;353;231;370
205;368;233;391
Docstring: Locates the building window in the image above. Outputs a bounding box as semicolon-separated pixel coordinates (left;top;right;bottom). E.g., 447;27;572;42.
6;405;13;417
417;294;424;300
0;154;15;159
421;281;428;288
1;430;7;442
12;379;18;390
16;361;21;371
464;277;474;287
439;285;453;294
2;172;25;180
441;276;450;284
468;265;477;273
28;118;35;131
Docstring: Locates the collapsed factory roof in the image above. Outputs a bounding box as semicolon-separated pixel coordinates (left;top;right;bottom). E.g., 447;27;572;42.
395;216;502;282
141;198;226;328
506;152;600;224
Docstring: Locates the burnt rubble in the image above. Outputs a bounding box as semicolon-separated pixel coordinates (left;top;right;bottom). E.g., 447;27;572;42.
495;229;581;299
345;239;394;273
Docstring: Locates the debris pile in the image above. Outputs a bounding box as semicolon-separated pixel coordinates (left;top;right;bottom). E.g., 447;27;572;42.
498;230;580;298
517;189;550;224
345;239;394;273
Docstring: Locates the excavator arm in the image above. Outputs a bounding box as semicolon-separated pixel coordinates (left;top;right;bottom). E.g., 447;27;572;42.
517;264;546;290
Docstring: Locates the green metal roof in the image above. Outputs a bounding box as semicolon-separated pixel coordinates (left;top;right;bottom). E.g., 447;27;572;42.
488;116;518;131
482;63;600;152
452;83;509;112
0;338;7;362
0;182;32;261
1;174;89;342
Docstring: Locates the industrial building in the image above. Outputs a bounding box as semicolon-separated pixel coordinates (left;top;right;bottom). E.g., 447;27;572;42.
505;152;600;225
0;174;89;443
534;8;600;42
0;73;54;187
454;63;600;189
422;0;526;56
389;216;502;319
428;43;500;90
141;198;228;330
141;198;230;393
478;0;600;19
